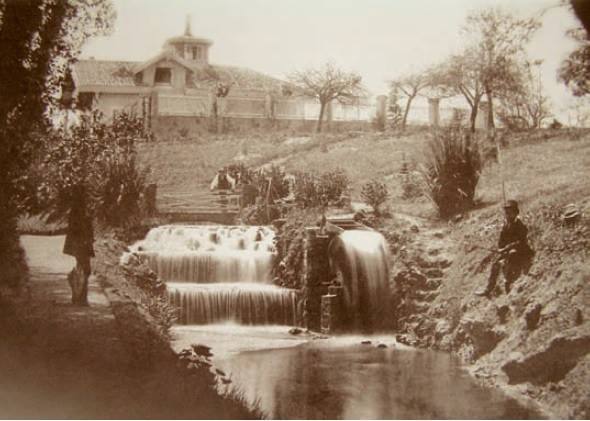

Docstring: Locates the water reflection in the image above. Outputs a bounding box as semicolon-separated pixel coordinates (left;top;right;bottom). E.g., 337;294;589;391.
217;343;544;420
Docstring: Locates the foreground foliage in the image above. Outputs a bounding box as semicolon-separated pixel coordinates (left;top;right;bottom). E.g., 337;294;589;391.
36;111;151;229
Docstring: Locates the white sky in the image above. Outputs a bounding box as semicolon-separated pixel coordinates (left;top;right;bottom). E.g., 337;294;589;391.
81;0;583;119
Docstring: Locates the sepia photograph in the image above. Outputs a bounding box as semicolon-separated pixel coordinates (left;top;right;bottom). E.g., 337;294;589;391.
0;0;588;419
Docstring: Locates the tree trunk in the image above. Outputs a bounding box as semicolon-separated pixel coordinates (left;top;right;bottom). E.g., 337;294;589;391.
402;95;415;128
469;98;480;132
316;102;326;133
486;89;495;131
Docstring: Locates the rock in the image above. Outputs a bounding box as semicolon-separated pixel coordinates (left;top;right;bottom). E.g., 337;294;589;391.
361;340;372;345
455;319;506;360
410;224;420;233
433;230;445;239
502;330;590;385
289;327;303;335
575;308;583;326
191;344;213;358
434;319;452;340
497;305;511;324
524;303;543;330
425;268;444;278
377;343;387;348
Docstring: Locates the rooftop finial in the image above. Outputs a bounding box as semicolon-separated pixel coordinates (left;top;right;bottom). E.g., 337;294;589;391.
184;14;192;36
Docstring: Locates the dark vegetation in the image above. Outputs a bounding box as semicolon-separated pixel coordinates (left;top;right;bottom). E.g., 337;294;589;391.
421;127;483;219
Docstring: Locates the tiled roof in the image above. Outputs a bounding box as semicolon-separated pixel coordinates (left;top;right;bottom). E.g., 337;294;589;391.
73;60;137;87
73;58;286;92
192;65;285;91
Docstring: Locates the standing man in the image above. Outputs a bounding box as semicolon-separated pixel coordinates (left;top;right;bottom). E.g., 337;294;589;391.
476;200;534;297
63;185;95;306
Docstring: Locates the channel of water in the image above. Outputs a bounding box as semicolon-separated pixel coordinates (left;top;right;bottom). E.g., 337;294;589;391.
130;225;544;419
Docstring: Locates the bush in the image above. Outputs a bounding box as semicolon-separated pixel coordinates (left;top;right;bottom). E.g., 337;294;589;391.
421;128;482;219
38;110;151;229
401;171;423;200
361;179;389;215
293;168;350;208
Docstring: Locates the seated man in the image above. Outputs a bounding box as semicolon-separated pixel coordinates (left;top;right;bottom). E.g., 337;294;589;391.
475;200;534;298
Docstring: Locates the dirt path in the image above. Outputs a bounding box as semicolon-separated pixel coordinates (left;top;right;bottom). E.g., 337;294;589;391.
0;236;252;419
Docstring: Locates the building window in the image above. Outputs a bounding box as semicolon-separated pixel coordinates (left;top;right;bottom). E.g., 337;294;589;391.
192;46;200;60
155;67;172;84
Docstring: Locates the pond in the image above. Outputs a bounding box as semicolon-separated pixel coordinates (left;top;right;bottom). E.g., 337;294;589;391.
172;327;544;420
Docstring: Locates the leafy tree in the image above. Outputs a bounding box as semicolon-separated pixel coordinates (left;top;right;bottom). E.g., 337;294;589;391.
462;7;540;130
559;27;590;97
0;0;115;288
288;62;365;132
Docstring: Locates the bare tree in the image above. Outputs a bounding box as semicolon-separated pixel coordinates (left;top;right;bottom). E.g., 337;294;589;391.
431;50;486;132
463;7;540;131
497;60;552;129
390;71;431;128
288;63;364;132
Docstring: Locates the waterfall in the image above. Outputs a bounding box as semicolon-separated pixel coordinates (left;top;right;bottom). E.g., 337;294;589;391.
168;282;297;325
329;229;391;330
128;225;297;326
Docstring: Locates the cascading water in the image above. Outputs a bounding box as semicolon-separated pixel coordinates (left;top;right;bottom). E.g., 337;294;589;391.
329;229;391;331
128;225;298;326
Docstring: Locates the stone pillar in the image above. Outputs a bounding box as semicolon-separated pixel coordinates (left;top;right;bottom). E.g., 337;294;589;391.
476;102;489;130
264;93;275;120
428;98;440;128
321;285;344;334
376;95;387;131
303;227;331;332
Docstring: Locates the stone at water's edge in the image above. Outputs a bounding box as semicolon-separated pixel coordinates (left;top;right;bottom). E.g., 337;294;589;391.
502;330;590;385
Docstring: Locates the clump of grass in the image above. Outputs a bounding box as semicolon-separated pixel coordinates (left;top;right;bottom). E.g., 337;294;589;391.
421;128;482;219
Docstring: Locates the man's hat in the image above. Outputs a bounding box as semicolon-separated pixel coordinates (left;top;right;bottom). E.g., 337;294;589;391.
503;200;519;211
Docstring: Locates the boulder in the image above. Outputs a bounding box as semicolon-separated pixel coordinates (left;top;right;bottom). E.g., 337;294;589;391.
502;330;590;385
455;318;506;360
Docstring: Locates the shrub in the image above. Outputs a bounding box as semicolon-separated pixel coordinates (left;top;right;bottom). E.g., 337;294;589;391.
293;168;350;208
421;128;482;219
38;110;151;229
361;179;389;215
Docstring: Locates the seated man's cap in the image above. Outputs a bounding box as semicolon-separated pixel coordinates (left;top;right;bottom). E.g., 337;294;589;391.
503;200;519;210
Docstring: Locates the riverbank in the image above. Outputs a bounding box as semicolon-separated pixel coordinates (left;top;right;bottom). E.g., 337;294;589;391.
0;235;258;419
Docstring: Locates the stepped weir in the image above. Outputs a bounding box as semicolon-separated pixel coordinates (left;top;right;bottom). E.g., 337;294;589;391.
129;225;298;326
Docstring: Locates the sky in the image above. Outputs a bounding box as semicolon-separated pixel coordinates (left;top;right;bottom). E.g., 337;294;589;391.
81;0;585;121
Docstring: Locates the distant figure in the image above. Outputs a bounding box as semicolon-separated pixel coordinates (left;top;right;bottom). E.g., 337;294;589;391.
63;185;95;306
476;200;534;298
210;168;235;191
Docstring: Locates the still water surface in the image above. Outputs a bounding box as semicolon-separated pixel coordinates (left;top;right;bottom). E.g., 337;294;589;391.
173;327;544;419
